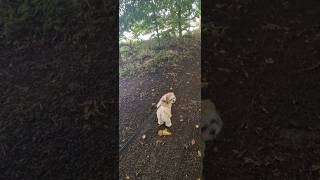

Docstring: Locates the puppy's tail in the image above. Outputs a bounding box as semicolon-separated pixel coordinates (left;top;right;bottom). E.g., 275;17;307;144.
151;100;161;111
150;103;157;110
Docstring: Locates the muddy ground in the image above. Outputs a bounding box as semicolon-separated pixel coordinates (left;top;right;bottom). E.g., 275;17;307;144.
0;24;118;180
202;0;320;179
119;37;201;179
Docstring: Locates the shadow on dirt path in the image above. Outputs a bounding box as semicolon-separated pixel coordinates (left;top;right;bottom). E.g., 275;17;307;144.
119;38;201;179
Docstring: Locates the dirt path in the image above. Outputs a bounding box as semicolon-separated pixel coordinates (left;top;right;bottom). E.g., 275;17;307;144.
202;0;320;179
119;38;201;179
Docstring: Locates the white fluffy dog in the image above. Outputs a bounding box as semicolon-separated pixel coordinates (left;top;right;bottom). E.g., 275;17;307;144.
201;99;223;141
156;92;176;127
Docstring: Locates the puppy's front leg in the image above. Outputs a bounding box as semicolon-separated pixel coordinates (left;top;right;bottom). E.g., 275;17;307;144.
165;119;172;127
156;101;161;109
157;112;164;126
158;119;164;126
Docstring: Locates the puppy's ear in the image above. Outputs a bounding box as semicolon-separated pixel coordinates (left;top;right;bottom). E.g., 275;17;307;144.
165;94;171;103
162;98;168;103
159;94;165;102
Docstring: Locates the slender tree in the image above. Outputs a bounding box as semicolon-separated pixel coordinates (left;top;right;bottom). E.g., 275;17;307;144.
119;0;200;44
151;0;161;46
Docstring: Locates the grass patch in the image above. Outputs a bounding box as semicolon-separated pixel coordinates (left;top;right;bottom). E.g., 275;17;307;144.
119;30;200;77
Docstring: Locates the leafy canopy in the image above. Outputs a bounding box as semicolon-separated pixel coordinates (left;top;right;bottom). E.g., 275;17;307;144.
119;0;200;43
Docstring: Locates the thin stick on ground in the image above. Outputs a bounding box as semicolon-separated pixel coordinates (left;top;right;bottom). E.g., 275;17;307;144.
294;61;320;73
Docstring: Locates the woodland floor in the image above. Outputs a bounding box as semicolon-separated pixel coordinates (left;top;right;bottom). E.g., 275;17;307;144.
119;37;201;179
202;0;320;179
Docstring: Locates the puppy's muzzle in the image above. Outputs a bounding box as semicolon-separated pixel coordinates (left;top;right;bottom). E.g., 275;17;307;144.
171;97;176;103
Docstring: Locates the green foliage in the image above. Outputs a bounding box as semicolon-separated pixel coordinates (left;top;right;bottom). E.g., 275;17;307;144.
119;31;199;77
154;49;178;62
119;0;200;45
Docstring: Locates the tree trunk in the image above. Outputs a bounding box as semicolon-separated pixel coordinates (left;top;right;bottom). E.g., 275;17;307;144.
151;0;161;47
176;0;182;38
187;6;191;32
155;25;161;47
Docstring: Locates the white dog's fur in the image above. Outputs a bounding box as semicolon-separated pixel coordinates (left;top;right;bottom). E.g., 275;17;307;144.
156;92;176;127
201;99;223;142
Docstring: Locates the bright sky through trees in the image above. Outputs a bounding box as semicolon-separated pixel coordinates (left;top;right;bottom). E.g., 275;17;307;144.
119;0;201;43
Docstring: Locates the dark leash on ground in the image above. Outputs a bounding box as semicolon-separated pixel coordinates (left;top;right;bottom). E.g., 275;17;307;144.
119;105;159;155
119;80;186;155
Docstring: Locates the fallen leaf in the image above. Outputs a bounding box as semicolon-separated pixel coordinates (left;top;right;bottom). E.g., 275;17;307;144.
261;107;269;113
272;169;280;176
158;128;172;136
261;23;289;31
265;58;274;64
232;149;239;154
219;49;227;54
243;157;255;164
197;150;202;157
191;139;196;145
156;140;163;145
274;156;285;162
243;70;249;78
265;161;271;166
243;157;262;166
217;67;231;73
236;149;247;158
142;134;146;139
311;165;320;171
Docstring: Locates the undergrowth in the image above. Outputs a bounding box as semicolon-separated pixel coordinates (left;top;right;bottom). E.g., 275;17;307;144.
119;29;200;77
